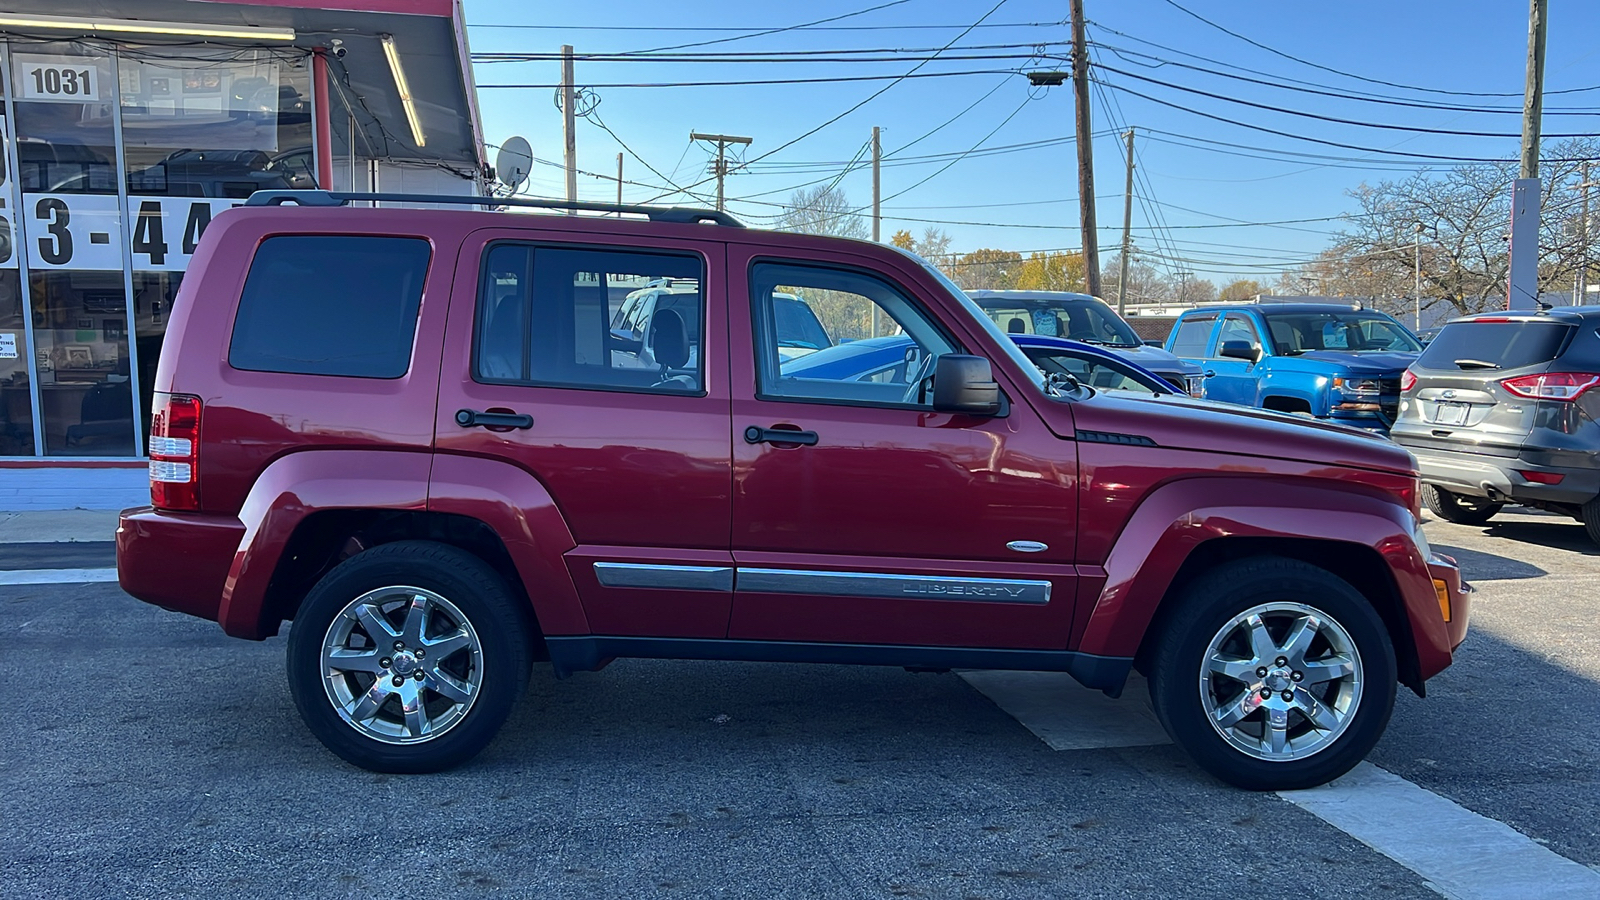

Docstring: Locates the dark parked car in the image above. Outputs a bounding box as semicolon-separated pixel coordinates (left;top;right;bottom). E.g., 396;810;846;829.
968;290;1203;395
117;190;1466;789
1392;308;1600;543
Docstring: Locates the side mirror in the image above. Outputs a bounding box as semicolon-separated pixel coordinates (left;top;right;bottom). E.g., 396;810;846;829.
931;354;1001;415
1218;340;1261;363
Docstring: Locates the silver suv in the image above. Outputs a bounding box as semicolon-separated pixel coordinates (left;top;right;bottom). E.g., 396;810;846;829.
1391;308;1600;542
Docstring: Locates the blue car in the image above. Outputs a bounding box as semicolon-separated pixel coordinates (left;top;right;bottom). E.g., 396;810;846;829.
780;333;1176;395
1166;303;1421;432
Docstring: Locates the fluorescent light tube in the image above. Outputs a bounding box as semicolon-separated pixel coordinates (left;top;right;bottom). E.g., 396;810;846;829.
381;34;425;148
0;13;295;42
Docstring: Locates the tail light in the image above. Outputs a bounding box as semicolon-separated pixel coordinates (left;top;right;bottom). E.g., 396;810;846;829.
1400;369;1416;392
149;393;201;511
1499;372;1600;401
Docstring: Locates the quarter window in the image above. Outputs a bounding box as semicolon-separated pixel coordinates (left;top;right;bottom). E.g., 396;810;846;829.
475;245;705;394
228;235;430;378
751;262;957;407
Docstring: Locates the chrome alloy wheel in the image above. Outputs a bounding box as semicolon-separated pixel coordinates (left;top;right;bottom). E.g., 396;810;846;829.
1199;602;1363;761
320;586;484;745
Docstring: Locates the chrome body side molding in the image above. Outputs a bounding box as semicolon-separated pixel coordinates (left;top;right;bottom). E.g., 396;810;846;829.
736;567;1050;604
593;562;735;592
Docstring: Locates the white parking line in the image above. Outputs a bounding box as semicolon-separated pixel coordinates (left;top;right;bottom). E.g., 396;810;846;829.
1281;762;1600;900
966;671;1600;900
959;670;1170;750
0;568;119;585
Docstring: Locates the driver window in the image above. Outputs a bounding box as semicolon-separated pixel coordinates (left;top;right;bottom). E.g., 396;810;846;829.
751;262;957;406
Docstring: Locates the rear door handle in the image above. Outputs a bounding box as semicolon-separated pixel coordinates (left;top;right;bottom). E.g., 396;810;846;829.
744;425;819;446
456;408;534;430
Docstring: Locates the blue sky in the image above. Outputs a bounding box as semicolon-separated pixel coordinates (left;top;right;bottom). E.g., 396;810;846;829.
463;0;1600;286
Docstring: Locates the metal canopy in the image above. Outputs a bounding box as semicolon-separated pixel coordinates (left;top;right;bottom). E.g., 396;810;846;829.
0;0;484;168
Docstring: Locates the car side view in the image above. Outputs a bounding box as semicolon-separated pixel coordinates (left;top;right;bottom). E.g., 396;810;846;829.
117;191;1468;790
1166;303;1421;432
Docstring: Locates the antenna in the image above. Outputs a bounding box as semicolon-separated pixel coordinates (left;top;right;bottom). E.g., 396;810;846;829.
494;136;533;194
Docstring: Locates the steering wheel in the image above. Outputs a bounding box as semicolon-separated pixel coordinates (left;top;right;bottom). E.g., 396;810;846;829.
901;350;938;404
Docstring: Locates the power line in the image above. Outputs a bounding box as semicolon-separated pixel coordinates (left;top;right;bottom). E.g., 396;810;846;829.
620;0;914;55
478;68;1018;89
466;19;1067;33
1094;61;1600;139
641;0;1017;204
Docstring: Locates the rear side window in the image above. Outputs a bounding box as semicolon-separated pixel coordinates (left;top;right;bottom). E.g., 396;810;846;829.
1416;321;1573;370
474;244;705;394
229;236;430;378
1170;315;1216;357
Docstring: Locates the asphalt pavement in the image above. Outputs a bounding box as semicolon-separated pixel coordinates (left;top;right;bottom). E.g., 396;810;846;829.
1;508;1596;899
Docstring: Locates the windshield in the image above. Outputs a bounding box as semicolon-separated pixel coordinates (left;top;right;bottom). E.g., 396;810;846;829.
900;252;1045;391
1022;347;1161;395
975;297;1142;348
1259;311;1422;355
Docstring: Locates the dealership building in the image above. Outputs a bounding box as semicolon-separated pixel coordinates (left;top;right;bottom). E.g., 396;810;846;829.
0;0;487;508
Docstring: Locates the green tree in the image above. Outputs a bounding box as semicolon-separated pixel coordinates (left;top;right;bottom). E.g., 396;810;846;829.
1219;279;1266;302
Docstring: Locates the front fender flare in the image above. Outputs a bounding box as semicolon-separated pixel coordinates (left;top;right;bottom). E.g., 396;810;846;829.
1075;478;1446;677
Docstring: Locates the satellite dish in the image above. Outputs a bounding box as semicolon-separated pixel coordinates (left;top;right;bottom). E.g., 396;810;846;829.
495;136;533;192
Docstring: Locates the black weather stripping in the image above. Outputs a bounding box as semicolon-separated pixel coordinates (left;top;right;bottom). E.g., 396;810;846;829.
1075;430;1158;447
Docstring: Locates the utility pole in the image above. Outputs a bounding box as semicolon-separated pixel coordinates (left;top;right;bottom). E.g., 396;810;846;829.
1578;160;1591;305
1508;0;1548;308
1117;128;1135;315
1070;0;1101;296
616;152;624;212
1414;223;1423;330
690;132;753;212
561;44;576;214
871;126;881;243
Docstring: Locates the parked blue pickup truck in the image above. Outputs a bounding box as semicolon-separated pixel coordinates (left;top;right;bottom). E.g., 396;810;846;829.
1165;303;1422;432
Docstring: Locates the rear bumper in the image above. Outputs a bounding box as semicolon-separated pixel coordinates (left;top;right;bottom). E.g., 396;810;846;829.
1406;446;1600;507
116;507;245;625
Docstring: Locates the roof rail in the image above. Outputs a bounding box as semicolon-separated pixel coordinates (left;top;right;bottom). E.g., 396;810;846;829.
244;190;746;227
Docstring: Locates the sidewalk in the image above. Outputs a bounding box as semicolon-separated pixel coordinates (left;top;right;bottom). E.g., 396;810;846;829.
0;509;122;544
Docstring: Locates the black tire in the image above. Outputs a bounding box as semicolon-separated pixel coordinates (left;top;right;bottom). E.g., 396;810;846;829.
286;540;531;773
1148;556;1396;791
1581;497;1600;547
1421;483;1503;526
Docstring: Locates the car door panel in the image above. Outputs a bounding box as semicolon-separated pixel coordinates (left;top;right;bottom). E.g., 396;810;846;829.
726;247;1078;649
434;229;733;638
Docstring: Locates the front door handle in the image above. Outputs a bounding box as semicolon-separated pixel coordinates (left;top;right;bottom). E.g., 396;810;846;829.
456;408;534;430
744;425;819;446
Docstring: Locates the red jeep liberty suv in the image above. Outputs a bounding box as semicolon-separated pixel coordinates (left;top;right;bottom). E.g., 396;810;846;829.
116;191;1469;789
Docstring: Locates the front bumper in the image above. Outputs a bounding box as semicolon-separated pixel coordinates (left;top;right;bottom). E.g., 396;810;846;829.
1427;555;1471;654
1406;445;1600;507
117;506;245;625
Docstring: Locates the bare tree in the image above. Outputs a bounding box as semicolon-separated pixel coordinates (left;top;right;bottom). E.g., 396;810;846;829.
1101;253;1167;303
1219;279;1266;302
776;185;869;240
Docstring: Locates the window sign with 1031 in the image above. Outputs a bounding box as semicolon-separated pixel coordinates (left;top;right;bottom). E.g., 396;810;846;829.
13;55;102;102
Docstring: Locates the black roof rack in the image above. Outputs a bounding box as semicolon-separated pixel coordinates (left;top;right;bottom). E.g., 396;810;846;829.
244;190;745;227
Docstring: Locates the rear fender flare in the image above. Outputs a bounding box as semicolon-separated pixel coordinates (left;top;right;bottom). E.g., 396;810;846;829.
220;449;431;638
425;453;586;636
1076;478;1445;673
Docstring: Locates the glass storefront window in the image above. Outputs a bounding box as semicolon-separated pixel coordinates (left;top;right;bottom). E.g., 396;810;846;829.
131;270;179;446
0;272;33;456
12;46;117;195
29;270;133;456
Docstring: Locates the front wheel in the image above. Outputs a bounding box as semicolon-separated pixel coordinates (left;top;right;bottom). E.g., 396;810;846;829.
286;540;531;773
1421;484;1503;526
1148;556;1396;790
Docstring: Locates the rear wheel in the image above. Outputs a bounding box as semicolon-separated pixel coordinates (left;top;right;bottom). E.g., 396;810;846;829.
1421;484;1503;526
1580;497;1600;547
1148;556;1396;791
286;540;531;773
